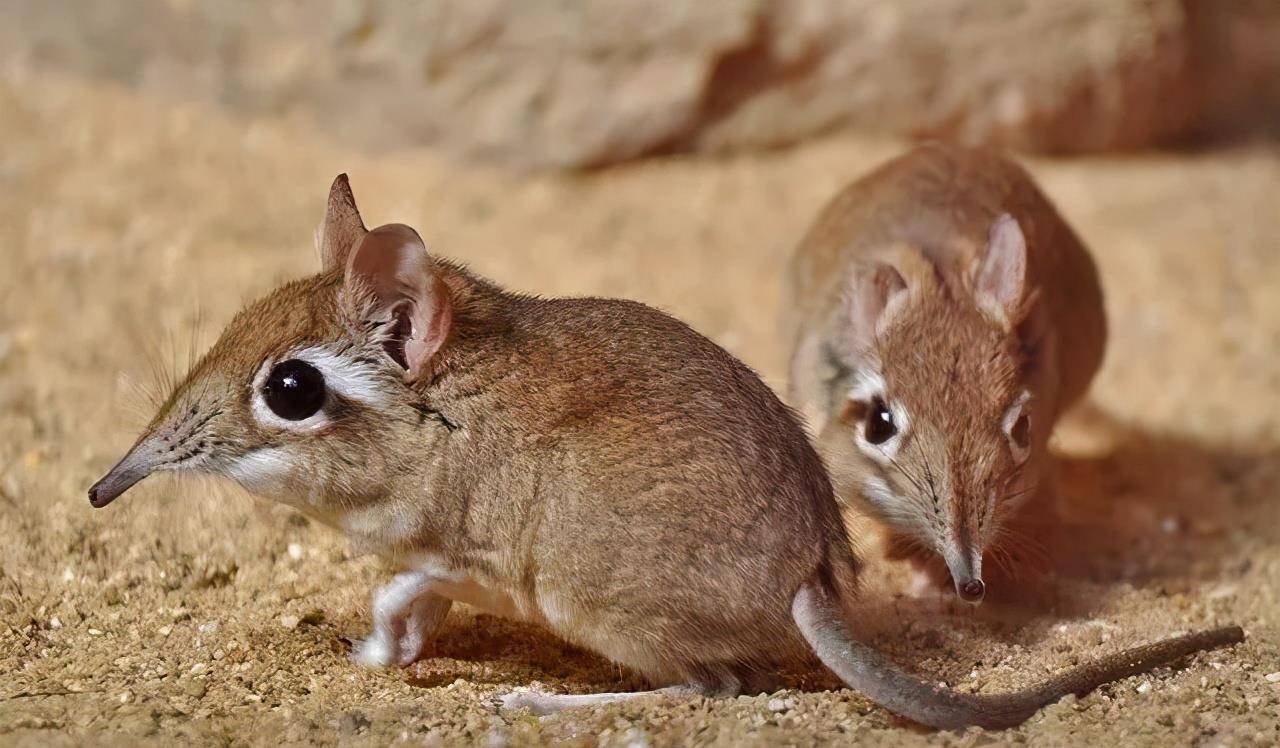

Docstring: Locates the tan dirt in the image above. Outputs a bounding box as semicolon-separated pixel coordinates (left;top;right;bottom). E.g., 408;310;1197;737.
0;66;1277;747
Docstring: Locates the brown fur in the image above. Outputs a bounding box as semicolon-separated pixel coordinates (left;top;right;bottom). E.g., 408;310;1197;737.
96;200;854;688
86;174;1240;731
785;143;1107;599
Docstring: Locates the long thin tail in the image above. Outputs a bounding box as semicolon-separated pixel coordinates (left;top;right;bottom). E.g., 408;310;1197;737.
792;579;1244;730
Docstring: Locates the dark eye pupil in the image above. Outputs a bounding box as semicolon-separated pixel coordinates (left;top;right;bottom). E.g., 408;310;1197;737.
864;398;897;445
264;359;326;421
1012;413;1031;449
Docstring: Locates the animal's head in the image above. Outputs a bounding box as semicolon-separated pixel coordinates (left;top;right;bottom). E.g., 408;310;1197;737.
89;176;456;520
813;215;1055;603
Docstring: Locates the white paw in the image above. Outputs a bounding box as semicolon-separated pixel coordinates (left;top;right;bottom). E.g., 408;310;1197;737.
351;632;395;668
351;626;428;668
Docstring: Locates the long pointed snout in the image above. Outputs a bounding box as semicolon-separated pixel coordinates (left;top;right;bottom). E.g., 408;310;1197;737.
88;445;155;508
944;542;986;605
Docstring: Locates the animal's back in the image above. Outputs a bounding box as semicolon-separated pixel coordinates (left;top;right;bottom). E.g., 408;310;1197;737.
787;143;1106;414
452;294;855;682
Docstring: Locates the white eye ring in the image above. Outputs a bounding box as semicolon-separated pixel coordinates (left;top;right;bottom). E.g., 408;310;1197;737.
847;401;911;463
251;357;332;433
1002;391;1033;463
846;371;911;463
249;345;395;432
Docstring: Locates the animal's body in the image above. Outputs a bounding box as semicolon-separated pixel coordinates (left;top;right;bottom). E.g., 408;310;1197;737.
89;174;1236;729
786;143;1106;602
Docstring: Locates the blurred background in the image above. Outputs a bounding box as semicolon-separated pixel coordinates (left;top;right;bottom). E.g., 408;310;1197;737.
1;2;1278;745
6;0;1280;168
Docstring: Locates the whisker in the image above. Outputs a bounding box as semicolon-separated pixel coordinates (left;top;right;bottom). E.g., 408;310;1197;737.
187;305;206;376
1001;484;1039;503
911;436;938;496
992;462;1021;491
994;525;1051;570
879;449;928;495
987;544;1014;576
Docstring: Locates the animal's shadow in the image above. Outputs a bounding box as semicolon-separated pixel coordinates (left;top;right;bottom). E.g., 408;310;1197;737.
397;611;842;694
859;403;1278;636
402;612;646;692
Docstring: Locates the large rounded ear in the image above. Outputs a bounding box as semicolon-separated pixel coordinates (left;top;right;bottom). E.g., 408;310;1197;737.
843;261;907;345
974;213;1029;331
345;224;452;382
316;174;368;272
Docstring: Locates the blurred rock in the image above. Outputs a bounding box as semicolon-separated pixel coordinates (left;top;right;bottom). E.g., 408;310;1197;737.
3;0;1278;168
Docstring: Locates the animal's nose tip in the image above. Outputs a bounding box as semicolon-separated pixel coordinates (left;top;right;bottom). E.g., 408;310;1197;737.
957;578;986;603
87;479;117;508
87;451;152;509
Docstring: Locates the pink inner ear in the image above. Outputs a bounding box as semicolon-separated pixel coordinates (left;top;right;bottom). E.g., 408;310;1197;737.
847;262;906;341
404;275;453;378
345;224;453;381
977;214;1028;324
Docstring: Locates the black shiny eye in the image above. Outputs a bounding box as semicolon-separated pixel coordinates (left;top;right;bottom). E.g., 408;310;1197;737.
864;397;898;445
263;359;326;421
1011;413;1031;450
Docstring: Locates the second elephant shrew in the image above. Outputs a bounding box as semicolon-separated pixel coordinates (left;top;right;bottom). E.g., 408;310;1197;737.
90;174;1240;729
787;143;1107;604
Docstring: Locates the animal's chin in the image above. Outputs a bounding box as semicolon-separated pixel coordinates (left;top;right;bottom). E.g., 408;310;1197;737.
221;456;357;525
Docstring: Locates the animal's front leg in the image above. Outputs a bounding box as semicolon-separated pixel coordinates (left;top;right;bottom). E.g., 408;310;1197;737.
352;570;453;667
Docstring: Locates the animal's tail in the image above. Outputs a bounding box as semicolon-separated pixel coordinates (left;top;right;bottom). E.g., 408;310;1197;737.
792;577;1243;730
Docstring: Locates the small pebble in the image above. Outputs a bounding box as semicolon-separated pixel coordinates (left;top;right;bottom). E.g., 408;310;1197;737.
767;698;786;712
280;614;300;630
190;663;207;675
1264;672;1280;683
1136;681;1152;694
287;543;304;561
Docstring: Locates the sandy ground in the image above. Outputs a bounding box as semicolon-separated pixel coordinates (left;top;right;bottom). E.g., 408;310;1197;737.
1;63;1278;747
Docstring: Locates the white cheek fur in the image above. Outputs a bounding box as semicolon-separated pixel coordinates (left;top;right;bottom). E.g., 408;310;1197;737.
225;446;295;495
861;475;898;511
861;475;933;531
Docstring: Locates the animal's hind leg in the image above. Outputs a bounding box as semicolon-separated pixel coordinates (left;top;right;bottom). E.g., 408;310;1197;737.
497;667;740;716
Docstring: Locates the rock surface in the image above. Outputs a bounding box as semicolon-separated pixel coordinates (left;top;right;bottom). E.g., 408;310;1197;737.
4;0;1278;168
